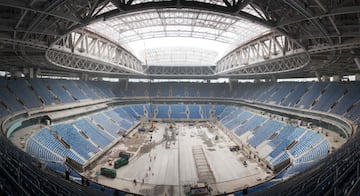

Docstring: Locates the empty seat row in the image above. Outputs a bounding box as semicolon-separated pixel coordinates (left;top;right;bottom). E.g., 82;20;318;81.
1;79;359;127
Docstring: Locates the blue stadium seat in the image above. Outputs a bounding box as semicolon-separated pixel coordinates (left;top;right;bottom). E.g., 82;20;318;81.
312;83;347;112
90;82;116;98
218;107;236;119
59;80;88;100
171;85;185;97
0;86;25;112
156;105;169;118
7;79;41;109
344;103;360;122
132;104;146;117
0;104;10;118
28;79;56;105
269;125;296;148
77;80;101;99
86;81;109;98
106;110;133;130
46;80;74;103
296;82;329;109
200;105;212;119
248;120;283;148
271;151;290;167
121;106;139;120
74;119;113;148
170;104;187;119
281;83;312;107
213;105;225;116
92;113;124;137
26;138;62;162
187;85;198;97
255;84;278;102
295;140;329;163
127;83;148;97
234;115;267;136
266;82;295;104
188;105;201;119
32;128;85;164
289;131;323;158
269;127;305;159
113;107;138;122
50;124;99;160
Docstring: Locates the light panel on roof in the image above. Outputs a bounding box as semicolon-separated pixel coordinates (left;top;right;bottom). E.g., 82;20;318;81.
87;7;269;66
185;0;228;7
131;0;173;5
143;47;218;66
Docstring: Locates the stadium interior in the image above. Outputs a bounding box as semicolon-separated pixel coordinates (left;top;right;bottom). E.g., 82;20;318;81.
0;0;360;196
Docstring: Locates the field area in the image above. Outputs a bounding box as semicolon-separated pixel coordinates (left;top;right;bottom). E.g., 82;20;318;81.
86;122;271;195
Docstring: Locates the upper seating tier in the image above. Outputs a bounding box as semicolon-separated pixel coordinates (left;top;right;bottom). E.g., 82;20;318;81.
1;78;359;126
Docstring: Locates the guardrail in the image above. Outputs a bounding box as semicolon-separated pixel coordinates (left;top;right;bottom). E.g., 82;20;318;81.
0;96;357;195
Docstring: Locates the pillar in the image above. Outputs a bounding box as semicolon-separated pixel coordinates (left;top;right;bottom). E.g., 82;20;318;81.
35;68;41;78
355;73;360;81
12;70;23;78
118;78;128;91
271;75;277;83
125;79;129;91
29;68;34;79
23;68;34;79
355;57;360;70
80;73;89;81
332;75;341;82
321;75;330;82
22;68;29;78
315;71;322;82
229;79;238;91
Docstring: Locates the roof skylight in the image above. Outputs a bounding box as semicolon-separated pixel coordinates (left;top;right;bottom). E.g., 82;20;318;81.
87;7;269;66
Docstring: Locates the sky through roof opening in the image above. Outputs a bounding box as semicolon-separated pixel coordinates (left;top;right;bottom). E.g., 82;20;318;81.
87;7;269;66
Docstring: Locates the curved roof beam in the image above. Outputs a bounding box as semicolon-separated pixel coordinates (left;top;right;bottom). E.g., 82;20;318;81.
88;8;268;44
215;32;310;76
80;0;272;29
0;0;82;24
47;29;144;75
282;0;333;45
276;6;360;28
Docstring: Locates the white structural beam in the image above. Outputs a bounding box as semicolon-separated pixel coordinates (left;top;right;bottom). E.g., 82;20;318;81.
47;29;144;75
215;33;310;76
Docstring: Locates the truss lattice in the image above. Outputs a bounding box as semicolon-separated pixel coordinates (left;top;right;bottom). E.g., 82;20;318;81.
47;29;144;74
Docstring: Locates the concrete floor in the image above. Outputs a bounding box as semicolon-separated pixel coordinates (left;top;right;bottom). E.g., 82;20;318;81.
314;126;347;152
87;122;271;195
7;115;347;195
9;119;345;195
9;124;43;150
